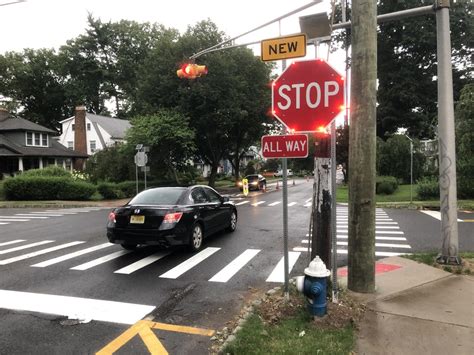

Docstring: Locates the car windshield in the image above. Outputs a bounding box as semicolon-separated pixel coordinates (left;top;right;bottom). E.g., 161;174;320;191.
128;187;186;205
246;175;258;181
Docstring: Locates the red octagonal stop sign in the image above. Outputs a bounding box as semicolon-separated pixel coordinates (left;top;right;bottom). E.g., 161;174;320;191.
272;59;344;132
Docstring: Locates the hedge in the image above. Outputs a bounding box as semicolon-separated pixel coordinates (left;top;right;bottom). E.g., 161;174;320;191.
416;177;440;200
376;176;399;195
4;176;96;200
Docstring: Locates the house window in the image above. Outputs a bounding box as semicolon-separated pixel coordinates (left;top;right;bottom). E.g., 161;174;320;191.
67;141;73;150
87;123;91;131
90;140;96;153
72;124;75;131
26;132;33;145
42;134;48;147
34;133;40;146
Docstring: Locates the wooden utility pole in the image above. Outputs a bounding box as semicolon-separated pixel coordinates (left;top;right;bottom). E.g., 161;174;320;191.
348;0;377;293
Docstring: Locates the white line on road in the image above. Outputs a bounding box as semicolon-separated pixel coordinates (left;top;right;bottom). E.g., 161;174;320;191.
251;201;266;207
304;203;312;207
0;240;55;255
12;215;49;219
31;243;114;267
287;202;297;207
0;289;155;325
70;250;131;270
0;218;30;222
0;240;26;247
209;249;260;283
160;247;220;279
336;230;404;235
0;222;9;225
420;210;463;221
266;252;301;283
114;252;170;275
268;201;281;207
336;241;411;249
235;201;249;206
292;247;410;257
0;242;85;265
15;214;61;217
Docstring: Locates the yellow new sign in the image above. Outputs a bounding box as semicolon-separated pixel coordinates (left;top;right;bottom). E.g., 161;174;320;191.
261;34;307;61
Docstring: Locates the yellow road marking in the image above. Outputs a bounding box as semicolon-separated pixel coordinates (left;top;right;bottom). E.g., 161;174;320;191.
461;219;474;222
96;320;215;355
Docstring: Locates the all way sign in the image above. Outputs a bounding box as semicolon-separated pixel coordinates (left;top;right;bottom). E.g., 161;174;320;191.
261;134;308;158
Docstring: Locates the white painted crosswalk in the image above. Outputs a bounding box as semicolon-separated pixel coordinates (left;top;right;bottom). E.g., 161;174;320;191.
0;207;109;226
0;206;409;283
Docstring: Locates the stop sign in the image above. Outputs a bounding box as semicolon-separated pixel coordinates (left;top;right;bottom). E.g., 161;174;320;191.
272;59;344;132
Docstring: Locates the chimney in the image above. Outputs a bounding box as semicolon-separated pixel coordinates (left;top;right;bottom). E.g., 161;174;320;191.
0;107;10;122
73;106;87;170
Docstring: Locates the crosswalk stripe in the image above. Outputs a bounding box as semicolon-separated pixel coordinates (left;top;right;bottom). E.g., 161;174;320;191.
235;201;249;206
0;242;85;265
292;247;410;256
31;243;114;267
334;235;407;241
209;249;260;283
0;240;55;255
304;203;312;207
0;218;30;222
336;230;404;235
268;201;281;206
114;252;170;275
160;247;220;279
336;241;411;249
0;240;26;247
266;252;301;283
26;212;64;216
336;249;410;257
15;214;59;217
0;289;155;325
420;210;463;221
70;250;131;271
12;215;49;219
0;222;10;225
305;198;312;203
251;201;266;206
287;202;297;207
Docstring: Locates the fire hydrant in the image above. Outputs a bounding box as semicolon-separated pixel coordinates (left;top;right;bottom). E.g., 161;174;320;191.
296;256;331;317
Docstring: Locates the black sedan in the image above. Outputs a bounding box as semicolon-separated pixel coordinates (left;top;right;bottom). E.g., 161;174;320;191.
107;185;237;252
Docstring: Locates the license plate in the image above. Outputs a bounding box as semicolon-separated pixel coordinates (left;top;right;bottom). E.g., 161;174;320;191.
130;215;145;224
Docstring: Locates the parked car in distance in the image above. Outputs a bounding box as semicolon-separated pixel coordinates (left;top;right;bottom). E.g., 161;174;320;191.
106;186;237;252
237;174;267;191
274;169;293;177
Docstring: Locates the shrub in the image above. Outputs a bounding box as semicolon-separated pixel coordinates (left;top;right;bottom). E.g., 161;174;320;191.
416;177;439;200
376;176;398;195
97;182;125;199
4;176;95;200
22;166;71;178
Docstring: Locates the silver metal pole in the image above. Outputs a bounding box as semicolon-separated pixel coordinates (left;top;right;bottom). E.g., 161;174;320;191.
331;5;434;31
410;140;413;204
330;120;337;302
435;3;460;265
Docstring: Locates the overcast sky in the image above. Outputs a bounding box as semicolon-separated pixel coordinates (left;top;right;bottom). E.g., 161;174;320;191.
0;0;345;72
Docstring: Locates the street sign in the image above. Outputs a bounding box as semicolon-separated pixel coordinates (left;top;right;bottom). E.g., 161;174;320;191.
261;34;307;62
261;134;308;158
272;59;344;132
134;152;148;167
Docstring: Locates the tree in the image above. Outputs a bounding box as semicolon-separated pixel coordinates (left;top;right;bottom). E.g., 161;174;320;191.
332;0;473;139
85;145;135;183
175;21;271;186
376;0;473;138
377;134;426;183
0;49;70;129
125;109;196;183
455;83;474;198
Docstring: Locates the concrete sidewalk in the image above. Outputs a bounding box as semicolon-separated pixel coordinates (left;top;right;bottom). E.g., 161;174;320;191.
340;257;473;355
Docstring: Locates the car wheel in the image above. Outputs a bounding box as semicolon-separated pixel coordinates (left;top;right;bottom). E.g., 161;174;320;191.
227;210;237;232
121;243;137;250
189;223;203;252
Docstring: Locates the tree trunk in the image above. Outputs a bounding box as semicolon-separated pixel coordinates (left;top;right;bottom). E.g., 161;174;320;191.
348;0;377;293
207;162;219;188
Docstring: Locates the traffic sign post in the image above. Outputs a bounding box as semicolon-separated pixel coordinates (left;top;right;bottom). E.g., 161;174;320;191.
272;59;344;132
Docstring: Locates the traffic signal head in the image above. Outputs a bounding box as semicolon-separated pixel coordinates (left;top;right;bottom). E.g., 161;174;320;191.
176;63;208;79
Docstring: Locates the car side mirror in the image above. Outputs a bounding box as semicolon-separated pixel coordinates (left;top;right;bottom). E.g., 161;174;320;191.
222;196;230;202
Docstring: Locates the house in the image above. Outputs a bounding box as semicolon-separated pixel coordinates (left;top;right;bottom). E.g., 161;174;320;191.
58;107;131;155
0;108;88;177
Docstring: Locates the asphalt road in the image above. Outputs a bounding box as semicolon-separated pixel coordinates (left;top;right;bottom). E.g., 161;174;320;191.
0;181;472;354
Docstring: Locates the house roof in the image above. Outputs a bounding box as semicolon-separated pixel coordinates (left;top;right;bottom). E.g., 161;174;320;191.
0;116;57;134
61;113;131;139
0;134;88;158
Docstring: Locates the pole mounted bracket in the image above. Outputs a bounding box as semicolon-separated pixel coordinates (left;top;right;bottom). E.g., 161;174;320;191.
435;0;450;9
